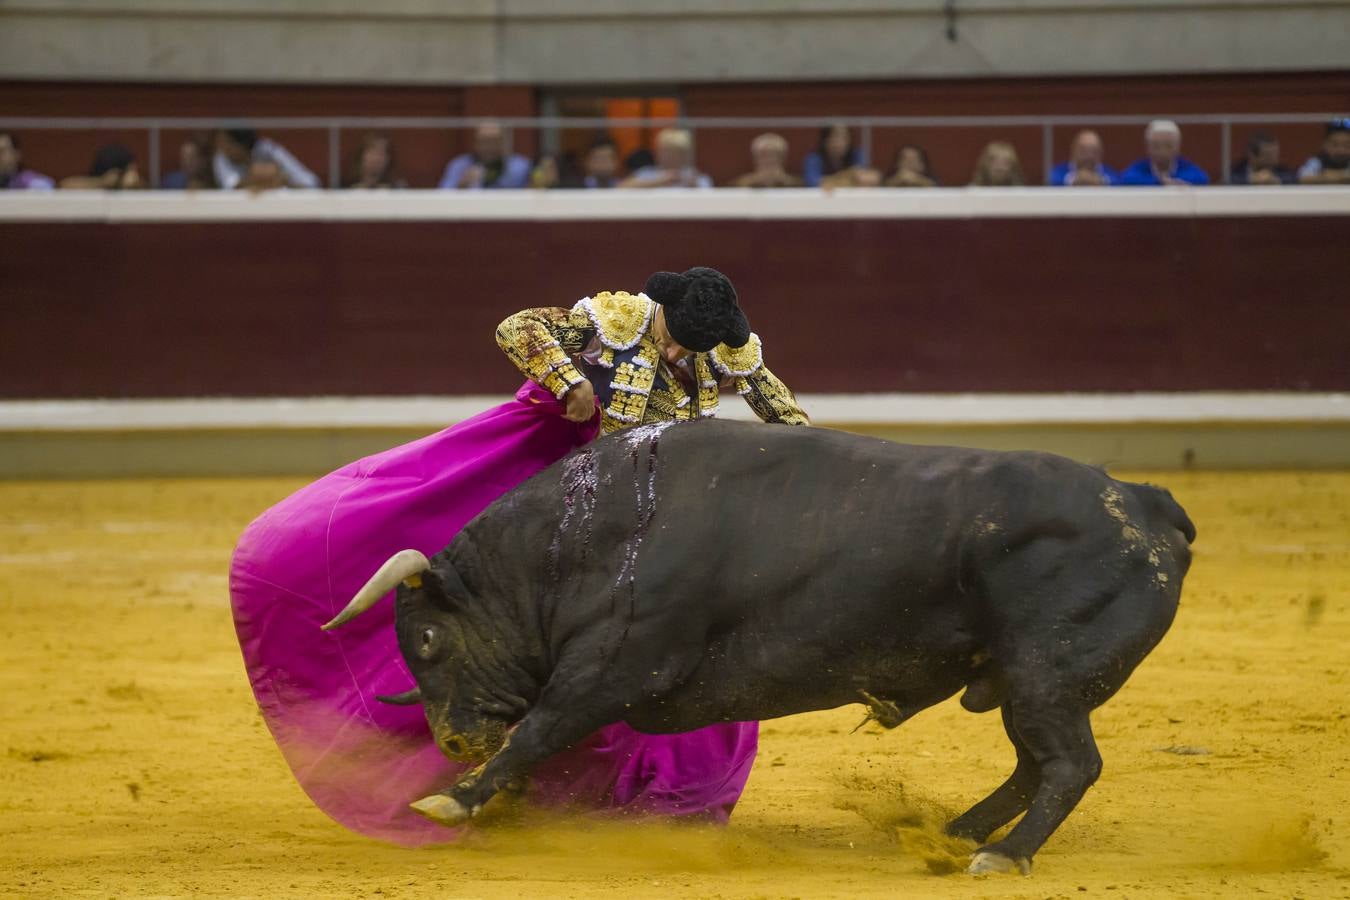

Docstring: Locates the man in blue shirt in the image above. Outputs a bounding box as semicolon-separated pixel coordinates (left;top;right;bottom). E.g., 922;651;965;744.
1049;130;1121;186
438;122;531;190
1120;120;1210;186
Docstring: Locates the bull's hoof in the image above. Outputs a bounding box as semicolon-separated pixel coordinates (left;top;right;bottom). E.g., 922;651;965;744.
966;851;1031;876
410;793;475;827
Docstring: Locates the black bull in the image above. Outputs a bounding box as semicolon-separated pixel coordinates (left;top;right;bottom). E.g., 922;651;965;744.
328;419;1195;874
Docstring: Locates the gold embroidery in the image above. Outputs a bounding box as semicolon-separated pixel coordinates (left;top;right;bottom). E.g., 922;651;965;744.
644;387;695;423
694;355;719;418
495;307;593;399
708;334;764;378
600;338;660;435
738;362;810;425
573;292;656;352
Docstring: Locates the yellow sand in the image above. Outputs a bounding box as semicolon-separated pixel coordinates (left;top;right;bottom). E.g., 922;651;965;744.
1;472;1347;898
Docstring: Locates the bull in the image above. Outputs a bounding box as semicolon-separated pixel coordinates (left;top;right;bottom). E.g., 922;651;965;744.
324;419;1195;874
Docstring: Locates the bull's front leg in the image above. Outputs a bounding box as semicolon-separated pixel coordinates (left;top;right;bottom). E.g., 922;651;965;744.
410;680;630;827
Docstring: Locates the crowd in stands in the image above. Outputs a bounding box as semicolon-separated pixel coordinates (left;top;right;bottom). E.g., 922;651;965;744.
3;119;1348;192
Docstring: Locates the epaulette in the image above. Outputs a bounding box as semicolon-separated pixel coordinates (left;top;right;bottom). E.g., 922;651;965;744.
708;333;764;378
572;291;656;352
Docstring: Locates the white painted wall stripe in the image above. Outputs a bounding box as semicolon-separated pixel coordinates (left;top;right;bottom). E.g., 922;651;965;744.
3;393;1346;432
2;187;1348;223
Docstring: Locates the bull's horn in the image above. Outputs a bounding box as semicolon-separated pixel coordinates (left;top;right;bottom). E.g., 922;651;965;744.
321;549;430;631
375;687;424;706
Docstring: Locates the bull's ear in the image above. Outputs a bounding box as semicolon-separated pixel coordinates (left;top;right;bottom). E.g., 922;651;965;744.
418;562;470;613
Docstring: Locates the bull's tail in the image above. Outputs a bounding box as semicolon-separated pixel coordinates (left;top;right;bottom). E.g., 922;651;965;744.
1127;482;1196;545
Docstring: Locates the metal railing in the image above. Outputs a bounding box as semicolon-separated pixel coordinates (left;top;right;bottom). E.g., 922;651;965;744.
2;112;1345;187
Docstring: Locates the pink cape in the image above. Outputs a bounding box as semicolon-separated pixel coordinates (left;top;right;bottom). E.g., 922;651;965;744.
229;383;758;846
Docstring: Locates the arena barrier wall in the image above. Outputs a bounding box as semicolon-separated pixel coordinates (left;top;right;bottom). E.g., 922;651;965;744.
1;189;1346;475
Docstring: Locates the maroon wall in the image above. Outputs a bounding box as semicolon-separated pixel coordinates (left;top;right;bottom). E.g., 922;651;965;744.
1;216;1345;399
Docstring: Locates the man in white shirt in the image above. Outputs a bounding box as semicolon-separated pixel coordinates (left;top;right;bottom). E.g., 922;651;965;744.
213;128;320;190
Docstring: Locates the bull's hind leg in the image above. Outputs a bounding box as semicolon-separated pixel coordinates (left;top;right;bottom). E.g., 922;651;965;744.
946;705;1041;845
967;703;1101;875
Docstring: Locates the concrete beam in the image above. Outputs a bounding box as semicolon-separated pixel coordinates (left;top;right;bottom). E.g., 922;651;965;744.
1;1;1347;84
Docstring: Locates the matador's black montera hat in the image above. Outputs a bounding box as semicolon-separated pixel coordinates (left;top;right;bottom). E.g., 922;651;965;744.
644;267;751;353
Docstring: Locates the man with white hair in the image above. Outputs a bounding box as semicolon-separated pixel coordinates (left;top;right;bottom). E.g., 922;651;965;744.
732;132;803;187
619;128;712;189
1121;120;1210;186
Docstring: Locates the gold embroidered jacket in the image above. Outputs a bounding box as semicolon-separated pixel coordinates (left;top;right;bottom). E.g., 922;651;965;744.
497;291;809;435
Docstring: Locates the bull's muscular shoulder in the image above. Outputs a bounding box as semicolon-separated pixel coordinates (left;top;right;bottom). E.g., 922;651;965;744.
709;333;764;377
572;291;656;351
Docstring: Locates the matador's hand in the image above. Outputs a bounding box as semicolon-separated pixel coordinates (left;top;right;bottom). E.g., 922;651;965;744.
563;380;596;423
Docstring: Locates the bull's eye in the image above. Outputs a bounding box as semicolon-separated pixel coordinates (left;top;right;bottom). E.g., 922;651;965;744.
418;627;436;657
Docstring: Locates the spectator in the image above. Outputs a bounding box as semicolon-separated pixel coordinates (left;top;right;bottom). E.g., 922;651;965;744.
884;144;938;188
0;131;54;190
240;159;288;193
59;143;144;190
620;128;712;189
530;155;561;190
1050;130;1120;186
438;122;531;190
578;137;620;188
1297;119;1350;185
346;132;405;189
1120;120;1210;186
623;147;655;174
161;135;214;190
214;128;320;190
804;124;866;187
970;141;1025;186
731;133;803;188
1230;132;1296;185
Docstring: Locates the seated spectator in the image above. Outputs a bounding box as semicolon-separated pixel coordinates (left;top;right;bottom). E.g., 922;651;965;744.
620;128;712;189
577;137;620;189
59;143;145;190
1297;119;1350;185
884;145;938;188
623;147;655;174
822;167;882;188
1230;132;1296;185
240;159;288;193
970;141;1025;186
1120;120;1210;186
1050;130;1120;186
161;135;214;190
731;133;803;188
214;128;320;190
804;124;866;187
346;132;406;189
530;155;561;190
0;131;54;190
438;122;531;190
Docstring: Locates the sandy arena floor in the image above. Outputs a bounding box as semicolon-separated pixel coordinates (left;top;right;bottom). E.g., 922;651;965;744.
1;471;1347;899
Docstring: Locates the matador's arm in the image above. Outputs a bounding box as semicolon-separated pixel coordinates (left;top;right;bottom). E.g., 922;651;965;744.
710;335;809;425
737;362;810;425
495;307;596;399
